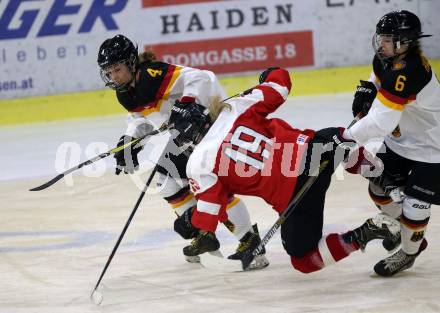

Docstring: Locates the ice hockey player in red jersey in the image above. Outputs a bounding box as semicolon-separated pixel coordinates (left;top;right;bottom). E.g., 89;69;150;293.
167;67;400;273
97;34;268;267
344;10;439;276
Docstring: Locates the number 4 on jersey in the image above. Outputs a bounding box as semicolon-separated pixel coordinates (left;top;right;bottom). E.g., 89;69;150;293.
147;68;163;77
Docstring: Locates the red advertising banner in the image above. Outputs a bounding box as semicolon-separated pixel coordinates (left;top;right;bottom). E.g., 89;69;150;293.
142;0;224;7
146;31;314;74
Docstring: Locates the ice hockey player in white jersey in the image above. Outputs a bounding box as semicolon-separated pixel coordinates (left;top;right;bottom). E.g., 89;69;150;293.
97;34;268;267
345;10;439;276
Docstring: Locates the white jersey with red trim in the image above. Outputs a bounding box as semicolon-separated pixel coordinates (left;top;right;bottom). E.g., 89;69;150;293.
186;69;315;232
348;52;440;162
116;62;226;138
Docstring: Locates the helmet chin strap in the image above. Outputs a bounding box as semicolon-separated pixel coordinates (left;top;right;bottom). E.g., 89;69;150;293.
391;40;411;62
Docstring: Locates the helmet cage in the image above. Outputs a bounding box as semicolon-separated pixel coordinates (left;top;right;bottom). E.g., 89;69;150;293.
99;54;137;91
372;33;410;63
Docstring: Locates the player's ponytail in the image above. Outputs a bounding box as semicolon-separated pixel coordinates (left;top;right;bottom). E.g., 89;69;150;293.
208;97;231;123
138;51;157;64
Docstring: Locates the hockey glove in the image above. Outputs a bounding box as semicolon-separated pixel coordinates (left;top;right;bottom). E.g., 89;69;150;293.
259;67;281;84
169;99;209;146
169;98;196;126
352;80;377;118
315;127;356;159
114;135;142;175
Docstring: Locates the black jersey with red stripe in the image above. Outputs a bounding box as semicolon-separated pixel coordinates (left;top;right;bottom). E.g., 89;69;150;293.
373;50;432;107
116;61;176;111
349;48;440;162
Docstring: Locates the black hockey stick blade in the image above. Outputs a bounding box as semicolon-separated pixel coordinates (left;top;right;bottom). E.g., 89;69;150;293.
30;174;68;191
29;151;112;191
29;149;117;191
29;124;169;191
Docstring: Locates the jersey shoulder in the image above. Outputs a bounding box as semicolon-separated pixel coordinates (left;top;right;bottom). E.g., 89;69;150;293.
135;62;174;103
374;52;432;101
137;62;171;86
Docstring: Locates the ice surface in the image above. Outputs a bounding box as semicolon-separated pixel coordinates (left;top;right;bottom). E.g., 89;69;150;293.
1;94;439;313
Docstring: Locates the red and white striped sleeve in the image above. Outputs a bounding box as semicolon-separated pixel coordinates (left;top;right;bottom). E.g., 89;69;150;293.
189;177;229;232
226;68;292;118
250;68;292;117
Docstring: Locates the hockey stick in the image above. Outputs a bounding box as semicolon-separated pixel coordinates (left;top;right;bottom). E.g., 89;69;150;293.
224;87;255;101
29;89;251;192
200;160;330;272
29;124;169;191
90;137;173;305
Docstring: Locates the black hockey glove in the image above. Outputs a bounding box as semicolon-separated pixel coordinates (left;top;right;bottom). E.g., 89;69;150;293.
314;127;356;159
113;135;142;175
259;67;281;84
368;170;406;196
352;80;377;118
174;207;199;239
169;100;209;146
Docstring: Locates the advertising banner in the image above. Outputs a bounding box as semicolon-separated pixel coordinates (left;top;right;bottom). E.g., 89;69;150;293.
151;31;314;73
0;0;439;99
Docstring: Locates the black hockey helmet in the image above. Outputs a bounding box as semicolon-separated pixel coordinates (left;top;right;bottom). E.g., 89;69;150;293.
373;10;432;62
97;34;138;91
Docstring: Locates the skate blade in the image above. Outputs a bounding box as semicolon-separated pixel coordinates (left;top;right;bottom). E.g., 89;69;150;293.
185;250;223;264
200;254;269;272
247;255;270;270
200;253;244;272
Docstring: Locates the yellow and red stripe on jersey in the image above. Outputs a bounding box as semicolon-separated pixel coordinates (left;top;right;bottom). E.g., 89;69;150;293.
225;196;241;211
376;88;415;111
169;190;195;209
135;65;182;117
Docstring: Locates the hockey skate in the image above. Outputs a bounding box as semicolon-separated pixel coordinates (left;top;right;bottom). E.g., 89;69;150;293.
374;238;428;277
382;230;401;252
183;231;222;263
228;224;269;270
352;213;401;251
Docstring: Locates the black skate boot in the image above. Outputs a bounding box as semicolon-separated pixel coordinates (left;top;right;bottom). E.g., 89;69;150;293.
381;216;402;252
382;233;402;252
228;224;269;270
374;238;428;277
183;231;221;263
344;213;401;251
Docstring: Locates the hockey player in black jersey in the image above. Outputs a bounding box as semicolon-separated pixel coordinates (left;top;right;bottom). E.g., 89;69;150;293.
97;35;268;267
344;10;439;276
